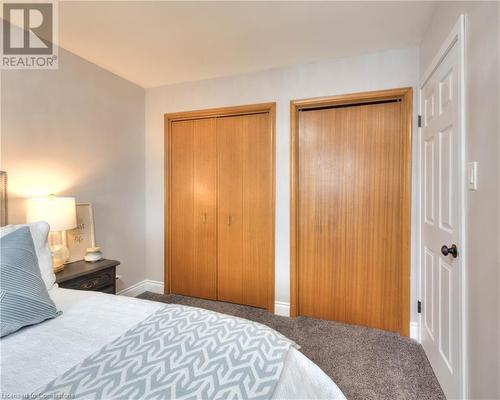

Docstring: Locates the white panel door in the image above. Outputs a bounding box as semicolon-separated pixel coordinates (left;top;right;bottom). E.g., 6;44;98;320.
420;39;463;398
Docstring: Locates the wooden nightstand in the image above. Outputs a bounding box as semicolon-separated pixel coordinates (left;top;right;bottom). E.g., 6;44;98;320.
55;259;120;294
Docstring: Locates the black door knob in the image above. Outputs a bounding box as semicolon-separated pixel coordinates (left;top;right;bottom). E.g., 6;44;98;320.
441;244;458;258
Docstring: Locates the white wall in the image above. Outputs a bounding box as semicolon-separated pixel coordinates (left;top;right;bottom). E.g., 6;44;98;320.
145;47;420;321
419;2;500;398
0;48;146;292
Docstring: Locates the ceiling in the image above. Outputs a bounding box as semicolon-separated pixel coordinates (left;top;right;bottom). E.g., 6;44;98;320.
58;1;436;88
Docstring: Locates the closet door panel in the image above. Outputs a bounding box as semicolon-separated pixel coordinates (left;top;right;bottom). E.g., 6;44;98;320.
241;113;272;309
217;113;272;309
170;119;217;299
298;109;346;321
192;118;217;299
298;102;404;333
171;120;195;297
217;116;244;304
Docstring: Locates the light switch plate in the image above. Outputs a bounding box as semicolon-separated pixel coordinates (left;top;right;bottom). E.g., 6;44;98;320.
467;161;478;191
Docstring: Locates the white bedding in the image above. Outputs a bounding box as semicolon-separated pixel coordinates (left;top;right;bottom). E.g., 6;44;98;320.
0;287;345;399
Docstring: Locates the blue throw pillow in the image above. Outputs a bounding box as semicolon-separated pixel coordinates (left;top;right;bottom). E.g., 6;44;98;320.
0;226;59;337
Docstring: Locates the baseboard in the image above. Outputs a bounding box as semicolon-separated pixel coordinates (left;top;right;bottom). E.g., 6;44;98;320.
120;283;291;316
410;322;419;341
118;279;164;297
274;301;290;317
118;286;415;336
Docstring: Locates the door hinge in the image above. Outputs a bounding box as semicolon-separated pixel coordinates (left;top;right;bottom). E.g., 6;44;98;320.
417;115;422;128
417;300;422;314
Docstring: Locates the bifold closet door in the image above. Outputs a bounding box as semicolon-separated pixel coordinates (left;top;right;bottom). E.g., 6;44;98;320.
298;101;405;333
170;118;217;299
217;113;273;309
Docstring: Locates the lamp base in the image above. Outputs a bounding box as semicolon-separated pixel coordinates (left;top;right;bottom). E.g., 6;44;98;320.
50;243;69;273
52;262;65;273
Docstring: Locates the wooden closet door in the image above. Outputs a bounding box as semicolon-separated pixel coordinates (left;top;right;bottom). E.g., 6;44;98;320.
217;113;273;309
170;118;217;299
298;101;404;333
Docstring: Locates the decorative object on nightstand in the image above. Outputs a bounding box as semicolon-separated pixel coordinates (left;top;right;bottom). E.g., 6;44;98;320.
55;259;120;294
26;195;77;272
67;203;103;262
84;247;103;262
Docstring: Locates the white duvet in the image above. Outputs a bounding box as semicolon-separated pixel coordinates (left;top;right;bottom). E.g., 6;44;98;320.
0;287;345;399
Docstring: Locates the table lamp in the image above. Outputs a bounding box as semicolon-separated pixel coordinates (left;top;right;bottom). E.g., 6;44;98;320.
27;195;77;272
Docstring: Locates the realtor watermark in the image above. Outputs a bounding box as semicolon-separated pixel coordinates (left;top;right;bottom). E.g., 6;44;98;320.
1;1;58;69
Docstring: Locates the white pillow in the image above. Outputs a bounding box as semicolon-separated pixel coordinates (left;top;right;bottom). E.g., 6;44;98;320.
0;221;56;291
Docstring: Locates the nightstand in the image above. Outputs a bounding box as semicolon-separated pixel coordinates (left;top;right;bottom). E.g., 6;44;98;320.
55;259;120;294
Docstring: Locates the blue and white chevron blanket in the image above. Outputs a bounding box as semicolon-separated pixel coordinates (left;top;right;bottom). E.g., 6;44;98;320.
37;305;298;400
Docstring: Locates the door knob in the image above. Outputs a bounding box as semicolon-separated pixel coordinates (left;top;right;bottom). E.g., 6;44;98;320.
441;244;458;258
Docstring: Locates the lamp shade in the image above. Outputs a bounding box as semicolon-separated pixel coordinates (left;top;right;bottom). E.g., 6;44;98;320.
26;196;77;232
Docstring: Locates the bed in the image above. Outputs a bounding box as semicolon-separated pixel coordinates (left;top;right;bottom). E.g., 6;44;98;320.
1;286;346;399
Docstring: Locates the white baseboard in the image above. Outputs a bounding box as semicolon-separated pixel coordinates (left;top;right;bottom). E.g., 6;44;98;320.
118;279;164;297
410;322;419;340
119;282;291;317
274;301;290;317
118;285;417;338
117;286;418;341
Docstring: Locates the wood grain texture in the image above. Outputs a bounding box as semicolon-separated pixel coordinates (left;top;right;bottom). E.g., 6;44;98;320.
165;103;276;312
164;103;276;122
217;113;273;309
170;118;217;299
290;88;412;336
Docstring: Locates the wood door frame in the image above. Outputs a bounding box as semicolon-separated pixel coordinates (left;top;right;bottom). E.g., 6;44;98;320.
164;102;276;313
290;88;413;336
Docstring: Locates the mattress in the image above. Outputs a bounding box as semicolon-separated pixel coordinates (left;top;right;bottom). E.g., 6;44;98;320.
0;287;345;399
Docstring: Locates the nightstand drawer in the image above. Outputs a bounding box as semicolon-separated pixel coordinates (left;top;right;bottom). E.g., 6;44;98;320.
59;267;115;292
100;285;115;294
56;259;119;295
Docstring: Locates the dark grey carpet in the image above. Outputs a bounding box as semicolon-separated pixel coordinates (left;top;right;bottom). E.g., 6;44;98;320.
137;292;445;400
